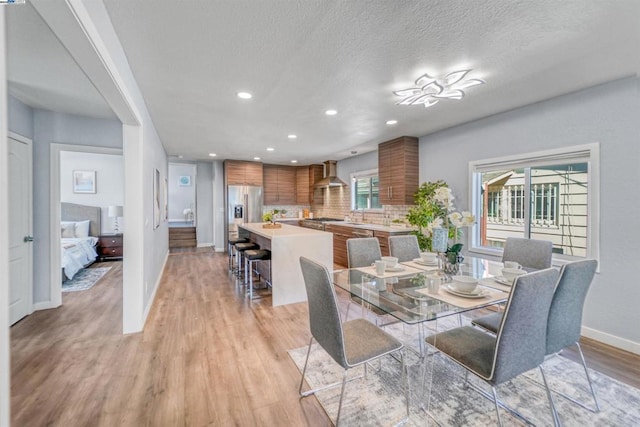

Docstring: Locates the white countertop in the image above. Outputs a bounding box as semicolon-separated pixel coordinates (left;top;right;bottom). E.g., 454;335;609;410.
323;220;416;234
239;222;329;239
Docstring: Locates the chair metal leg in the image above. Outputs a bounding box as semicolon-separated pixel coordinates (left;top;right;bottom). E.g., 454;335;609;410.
335;369;349;426
576;342;600;412
298;337;314;397
491;387;503;427
539;366;562;427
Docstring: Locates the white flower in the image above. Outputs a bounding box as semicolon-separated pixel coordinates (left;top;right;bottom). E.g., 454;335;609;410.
448;212;463;227
461;211;475;226
433;187;452;203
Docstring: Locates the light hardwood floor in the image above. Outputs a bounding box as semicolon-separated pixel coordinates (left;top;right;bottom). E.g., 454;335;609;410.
10;251;640;425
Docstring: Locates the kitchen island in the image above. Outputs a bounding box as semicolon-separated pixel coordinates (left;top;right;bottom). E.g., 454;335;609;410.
238;223;333;306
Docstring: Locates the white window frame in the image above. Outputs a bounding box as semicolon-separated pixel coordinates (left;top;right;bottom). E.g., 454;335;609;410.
468;143;600;265
350;168;383;212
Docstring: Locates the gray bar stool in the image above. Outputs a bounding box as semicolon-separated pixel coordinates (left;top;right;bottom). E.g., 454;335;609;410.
234;242;259;279
228;237;249;272
244;249;271;300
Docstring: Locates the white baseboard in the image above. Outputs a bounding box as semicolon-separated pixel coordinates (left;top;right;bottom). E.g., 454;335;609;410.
141;250;169;328
214;247;224;252
197;242;213;248
582;326;640;355
33;301;59;311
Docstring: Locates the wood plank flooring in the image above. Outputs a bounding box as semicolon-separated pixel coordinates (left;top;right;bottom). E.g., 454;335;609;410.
10;251;640;425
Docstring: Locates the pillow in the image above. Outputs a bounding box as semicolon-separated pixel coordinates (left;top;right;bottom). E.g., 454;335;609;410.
74;220;91;238
61;221;76;238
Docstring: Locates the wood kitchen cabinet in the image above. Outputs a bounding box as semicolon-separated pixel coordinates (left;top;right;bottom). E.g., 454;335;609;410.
263;164;296;205
296;166;310;204
378;136;419;205
309;164;324;205
224;160;264;186
324;224;355;267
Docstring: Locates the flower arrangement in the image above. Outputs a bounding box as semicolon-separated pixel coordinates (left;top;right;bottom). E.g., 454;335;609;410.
262;211;274;223
406;180;475;256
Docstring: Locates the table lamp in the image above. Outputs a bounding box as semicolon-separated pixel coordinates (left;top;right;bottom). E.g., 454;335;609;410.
108;205;123;233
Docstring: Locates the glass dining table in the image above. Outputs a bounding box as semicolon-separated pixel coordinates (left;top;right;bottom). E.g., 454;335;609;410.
332;257;512;355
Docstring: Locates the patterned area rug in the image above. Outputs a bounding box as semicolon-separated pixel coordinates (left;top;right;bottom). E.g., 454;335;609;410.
288;321;640;426
62;267;111;292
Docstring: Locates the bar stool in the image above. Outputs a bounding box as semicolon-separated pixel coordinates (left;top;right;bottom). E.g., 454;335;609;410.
244;249;271;300
234;242;259;279
228;237;249;272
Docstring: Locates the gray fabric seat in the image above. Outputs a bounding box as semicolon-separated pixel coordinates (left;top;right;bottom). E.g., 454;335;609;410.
502;237;553;270
388;234;421;262
298;257;408;426
426;268;560;426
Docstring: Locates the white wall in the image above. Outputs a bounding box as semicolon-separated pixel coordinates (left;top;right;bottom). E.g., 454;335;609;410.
418;77;640;353
196;162;213;246
8;95;33;139
60;151;124;233
168;163;196;221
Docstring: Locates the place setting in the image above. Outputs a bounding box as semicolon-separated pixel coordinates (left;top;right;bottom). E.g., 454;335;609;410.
402;251;441;271
480;261;527;291
358;256;423;278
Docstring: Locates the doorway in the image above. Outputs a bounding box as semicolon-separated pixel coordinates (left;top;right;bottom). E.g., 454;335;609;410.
168;163;197;249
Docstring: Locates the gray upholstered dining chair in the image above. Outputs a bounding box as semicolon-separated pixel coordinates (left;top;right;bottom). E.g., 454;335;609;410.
543;259;599;413
345;237;387;321
298;257;408;426
502;237;553;270
389;234;421;262
425;268;560;426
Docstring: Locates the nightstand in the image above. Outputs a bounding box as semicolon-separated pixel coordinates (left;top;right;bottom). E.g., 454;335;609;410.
98;234;123;261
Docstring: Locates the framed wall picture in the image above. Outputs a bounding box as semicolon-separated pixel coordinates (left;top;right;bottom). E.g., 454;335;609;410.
153;168;161;229
73;170;96;194
179;175;191;186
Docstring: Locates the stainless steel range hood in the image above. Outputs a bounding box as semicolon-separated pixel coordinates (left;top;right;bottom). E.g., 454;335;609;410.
314;160;347;188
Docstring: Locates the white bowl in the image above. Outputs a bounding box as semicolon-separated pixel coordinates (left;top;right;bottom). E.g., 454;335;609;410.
420;252;438;263
451;275;478;293
381;256;399;268
502;267;526;282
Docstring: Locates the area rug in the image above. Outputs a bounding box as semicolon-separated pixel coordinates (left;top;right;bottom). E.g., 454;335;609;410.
288;323;640;426
62;267;111;292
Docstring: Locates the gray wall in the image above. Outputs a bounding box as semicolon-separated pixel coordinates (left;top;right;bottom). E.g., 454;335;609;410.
168;163;196;221
418;77;640;349
31;109;121;302
212;160;225;251
196;162;213;246
336;149;378;182
8;95;33;139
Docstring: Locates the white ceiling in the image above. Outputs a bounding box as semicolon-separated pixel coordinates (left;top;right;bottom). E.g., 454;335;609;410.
7;1;640;164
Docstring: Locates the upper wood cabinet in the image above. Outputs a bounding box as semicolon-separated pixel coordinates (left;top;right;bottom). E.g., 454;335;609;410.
224;160;263;186
296;166;310;204
309;164;325;205
263;165;296;205
378;136;419;205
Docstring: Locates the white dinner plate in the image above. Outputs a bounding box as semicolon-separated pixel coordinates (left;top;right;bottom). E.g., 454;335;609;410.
445;285;489;299
493;276;514;286
412;258;439;266
385;266;405;272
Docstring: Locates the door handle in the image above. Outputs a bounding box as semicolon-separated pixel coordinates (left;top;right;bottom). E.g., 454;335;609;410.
24;236;34;242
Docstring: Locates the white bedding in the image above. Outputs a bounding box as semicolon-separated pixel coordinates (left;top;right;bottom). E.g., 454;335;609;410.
61;237;98;280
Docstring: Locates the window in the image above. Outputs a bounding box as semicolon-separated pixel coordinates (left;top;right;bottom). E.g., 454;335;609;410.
351;170;382;210
470;144;599;260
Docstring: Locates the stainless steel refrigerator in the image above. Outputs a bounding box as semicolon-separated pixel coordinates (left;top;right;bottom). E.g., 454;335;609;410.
226;185;263;241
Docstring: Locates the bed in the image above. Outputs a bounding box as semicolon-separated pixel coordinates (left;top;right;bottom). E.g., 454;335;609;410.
61;203;101;280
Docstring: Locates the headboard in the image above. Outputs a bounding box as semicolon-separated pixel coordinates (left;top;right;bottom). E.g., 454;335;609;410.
61;203;101;237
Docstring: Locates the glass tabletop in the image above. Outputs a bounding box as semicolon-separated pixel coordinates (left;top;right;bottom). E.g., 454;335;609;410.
332;257;509;325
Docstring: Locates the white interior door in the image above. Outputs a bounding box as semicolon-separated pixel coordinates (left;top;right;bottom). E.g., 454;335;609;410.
9;135;33;325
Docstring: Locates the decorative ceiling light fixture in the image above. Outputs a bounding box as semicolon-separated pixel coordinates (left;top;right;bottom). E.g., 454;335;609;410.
393;69;484;108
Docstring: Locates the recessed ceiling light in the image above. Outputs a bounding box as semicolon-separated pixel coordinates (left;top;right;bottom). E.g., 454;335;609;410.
253;156;261;161
266;147;275;152
291;160;298;164
325;109;338;116
209;153;217;157
237;91;252;99
386;120;398;125
288;134;297;139
178;155;183;159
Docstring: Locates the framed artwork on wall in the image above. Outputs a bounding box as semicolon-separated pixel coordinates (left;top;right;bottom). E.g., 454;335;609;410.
153;168;161;229
73;170;96;194
179;175;191;186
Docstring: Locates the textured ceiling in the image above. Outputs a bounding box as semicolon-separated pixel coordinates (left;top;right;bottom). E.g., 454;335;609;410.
8;1;640;164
